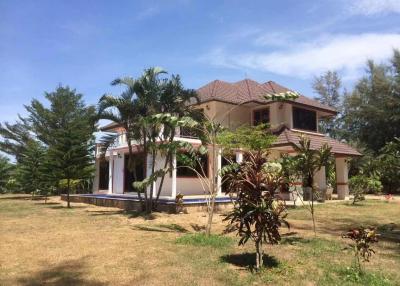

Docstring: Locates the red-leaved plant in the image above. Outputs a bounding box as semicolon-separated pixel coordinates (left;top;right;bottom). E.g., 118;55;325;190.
342;227;379;273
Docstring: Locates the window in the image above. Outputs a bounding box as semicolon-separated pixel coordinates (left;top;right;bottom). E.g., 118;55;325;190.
253;108;270;126
177;152;208;177
99;160;109;190
292;107;317;131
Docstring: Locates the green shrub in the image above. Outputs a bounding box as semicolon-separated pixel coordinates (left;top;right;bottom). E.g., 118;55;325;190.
349;175;382;205
176;233;233;248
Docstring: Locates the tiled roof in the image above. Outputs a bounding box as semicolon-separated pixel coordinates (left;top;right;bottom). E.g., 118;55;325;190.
274;128;361;156
196;79;337;114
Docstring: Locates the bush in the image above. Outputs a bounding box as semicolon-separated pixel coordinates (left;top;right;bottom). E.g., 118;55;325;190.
349;175;382;204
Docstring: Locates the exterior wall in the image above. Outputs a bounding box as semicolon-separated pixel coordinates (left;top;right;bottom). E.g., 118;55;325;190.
198;101;251;129
176;177;206;196
198;100;296;130
149;153;174;197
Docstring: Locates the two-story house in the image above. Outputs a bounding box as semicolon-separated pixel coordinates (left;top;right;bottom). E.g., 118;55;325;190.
93;79;360;202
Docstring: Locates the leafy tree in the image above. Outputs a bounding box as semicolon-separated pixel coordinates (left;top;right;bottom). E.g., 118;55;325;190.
342;51;400;152
26;86;96;207
0;155;14;193
312;71;344;138
379;137;400;193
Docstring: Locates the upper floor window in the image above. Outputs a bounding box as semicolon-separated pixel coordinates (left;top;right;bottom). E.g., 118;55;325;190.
253;108;270;126
292;107;317;132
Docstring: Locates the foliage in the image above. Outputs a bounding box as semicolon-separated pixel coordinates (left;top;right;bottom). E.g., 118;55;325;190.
312;71;344;138
0;118;33;163
97;68;198;213
264;90;299;101
26;86;96;207
224;151;289;271
17;141;48;196
378;137;400;193
176;233;233;248
342;50;400;152
342;227;379;273
217;124;275;152
349;174;382;205
0;155;14;193
289;135;332;234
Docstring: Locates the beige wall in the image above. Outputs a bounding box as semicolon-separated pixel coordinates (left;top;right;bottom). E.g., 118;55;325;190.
198;100;296;130
198;101;251;129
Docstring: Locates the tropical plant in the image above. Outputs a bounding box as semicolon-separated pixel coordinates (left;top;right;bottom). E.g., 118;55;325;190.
342;227;379;273
224;153;289;271
97;68;199;213
291;135;332;235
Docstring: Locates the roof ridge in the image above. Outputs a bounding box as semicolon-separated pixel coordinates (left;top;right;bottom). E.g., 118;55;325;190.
244;79;252;100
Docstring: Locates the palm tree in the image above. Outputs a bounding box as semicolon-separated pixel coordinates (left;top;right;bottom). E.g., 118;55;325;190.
97;68;199;212
293;136;332;235
97;77;144;199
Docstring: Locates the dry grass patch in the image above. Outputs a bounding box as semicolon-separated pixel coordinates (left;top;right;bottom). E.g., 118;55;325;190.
0;194;399;285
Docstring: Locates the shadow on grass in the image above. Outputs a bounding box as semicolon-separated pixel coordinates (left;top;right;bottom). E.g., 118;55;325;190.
221;253;279;270
190;223;206;232
34;202;60;206
16;258;105;286
47;205;88;210
133;223;188;233
280;236;313;245
0;195;35;200
88;209;157;220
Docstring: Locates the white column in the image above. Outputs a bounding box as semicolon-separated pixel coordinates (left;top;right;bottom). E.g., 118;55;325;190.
171;153;177;198
335;157;349;200
108;154;114;194
217;148;222;196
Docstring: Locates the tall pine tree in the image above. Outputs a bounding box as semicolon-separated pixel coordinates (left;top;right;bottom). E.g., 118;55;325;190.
26;86;96;207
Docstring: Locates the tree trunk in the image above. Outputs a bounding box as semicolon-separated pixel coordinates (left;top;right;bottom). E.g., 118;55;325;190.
206;140;218;236
309;174;316;236
149;149;157;213
255;239;263;271
67;178;71;208
154;135;175;209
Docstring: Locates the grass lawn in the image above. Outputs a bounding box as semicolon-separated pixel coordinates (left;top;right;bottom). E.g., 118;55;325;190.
0;195;399;286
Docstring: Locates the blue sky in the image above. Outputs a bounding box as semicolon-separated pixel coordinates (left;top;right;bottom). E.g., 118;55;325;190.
1;0;400;123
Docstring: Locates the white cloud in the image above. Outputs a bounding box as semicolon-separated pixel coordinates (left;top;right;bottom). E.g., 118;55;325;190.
204;33;400;79
349;0;400;15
